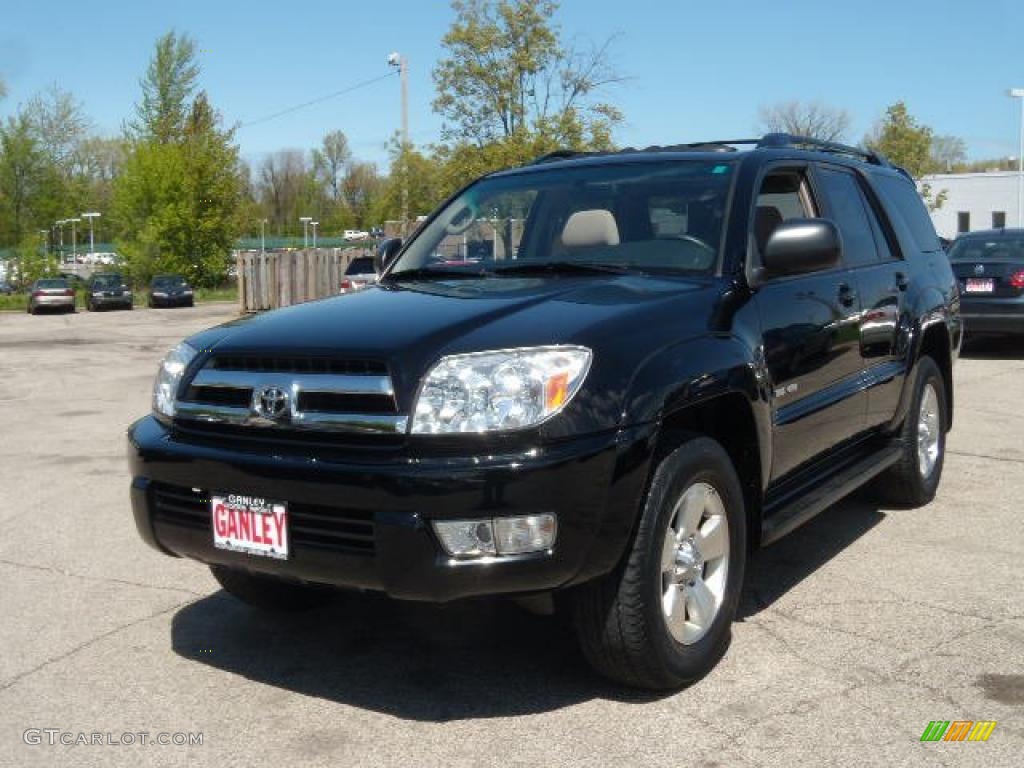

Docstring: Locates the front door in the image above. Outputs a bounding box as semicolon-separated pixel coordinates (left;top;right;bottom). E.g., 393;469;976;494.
751;166;867;481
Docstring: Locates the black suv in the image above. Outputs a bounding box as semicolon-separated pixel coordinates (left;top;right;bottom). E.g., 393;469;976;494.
128;134;960;689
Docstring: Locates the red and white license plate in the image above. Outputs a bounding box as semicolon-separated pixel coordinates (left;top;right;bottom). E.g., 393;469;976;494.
965;278;995;293
212;494;289;559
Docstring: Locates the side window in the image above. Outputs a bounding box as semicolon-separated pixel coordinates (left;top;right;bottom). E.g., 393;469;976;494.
873;174;943;252
753;169;816;258
816;167;879;267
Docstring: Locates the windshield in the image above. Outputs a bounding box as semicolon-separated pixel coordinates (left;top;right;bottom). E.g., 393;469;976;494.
389;160;736;278
948;235;1024;262
38;279;67;289
153;276;186;288
93;274;123;288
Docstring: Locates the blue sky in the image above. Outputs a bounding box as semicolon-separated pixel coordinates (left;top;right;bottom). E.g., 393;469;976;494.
1;0;1022;170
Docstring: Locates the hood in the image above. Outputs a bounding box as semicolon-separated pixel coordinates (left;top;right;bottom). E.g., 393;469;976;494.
188;274;722;409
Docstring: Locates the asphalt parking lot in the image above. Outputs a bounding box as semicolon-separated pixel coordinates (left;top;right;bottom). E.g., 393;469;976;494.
0;302;1021;767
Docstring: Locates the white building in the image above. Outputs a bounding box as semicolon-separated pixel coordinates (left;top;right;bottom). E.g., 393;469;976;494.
921;171;1024;239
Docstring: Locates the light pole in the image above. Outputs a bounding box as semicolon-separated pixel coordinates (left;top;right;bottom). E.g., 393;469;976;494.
81;212;101;254
260;219;267;254
56;220;66;263
388;52;409;236
299;216;312;249
68;217;81;261
311;221;319;249
1009;89;1024;228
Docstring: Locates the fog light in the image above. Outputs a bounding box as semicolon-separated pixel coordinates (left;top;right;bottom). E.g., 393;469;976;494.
494;514;557;554
433;520;496;558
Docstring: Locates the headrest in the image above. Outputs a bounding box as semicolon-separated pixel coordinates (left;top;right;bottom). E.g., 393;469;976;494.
561;209;620;248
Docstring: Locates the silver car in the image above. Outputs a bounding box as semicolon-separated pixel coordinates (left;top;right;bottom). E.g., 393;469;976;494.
27;278;76;314
339;256;378;294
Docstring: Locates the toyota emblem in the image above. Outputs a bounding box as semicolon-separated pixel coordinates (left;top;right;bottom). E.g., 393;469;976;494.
254;386;289;421
974;264;985;275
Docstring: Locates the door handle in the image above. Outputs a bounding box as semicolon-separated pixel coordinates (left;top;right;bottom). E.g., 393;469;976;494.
838;283;857;307
894;272;909;292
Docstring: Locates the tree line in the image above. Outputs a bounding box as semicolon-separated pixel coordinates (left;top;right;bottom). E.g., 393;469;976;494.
0;0;1004;287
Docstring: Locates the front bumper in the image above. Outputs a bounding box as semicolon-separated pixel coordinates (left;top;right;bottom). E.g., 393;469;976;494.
33;295;75;307
128;416;654;602
92;294;132;306
961;296;1024;334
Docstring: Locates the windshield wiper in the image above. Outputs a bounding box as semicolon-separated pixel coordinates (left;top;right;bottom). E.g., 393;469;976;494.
492;260;635;276
385;266;491;281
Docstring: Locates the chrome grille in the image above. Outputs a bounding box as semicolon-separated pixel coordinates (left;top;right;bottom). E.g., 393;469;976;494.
176;355;406;434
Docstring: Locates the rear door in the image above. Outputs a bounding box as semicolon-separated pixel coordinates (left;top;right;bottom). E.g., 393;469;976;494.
751;164;867;481
813;164;908;429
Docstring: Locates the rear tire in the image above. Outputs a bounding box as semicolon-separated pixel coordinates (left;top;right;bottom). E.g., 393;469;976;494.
210;565;334;612
569;435;746;689
875;356;947;506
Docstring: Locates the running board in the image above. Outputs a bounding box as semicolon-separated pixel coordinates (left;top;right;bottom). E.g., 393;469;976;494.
760;442;902;546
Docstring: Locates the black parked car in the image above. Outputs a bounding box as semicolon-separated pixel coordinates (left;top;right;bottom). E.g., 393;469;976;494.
86;272;133;311
148;274;195;308
0;280;14;295
128;134;960;689
947;228;1024;337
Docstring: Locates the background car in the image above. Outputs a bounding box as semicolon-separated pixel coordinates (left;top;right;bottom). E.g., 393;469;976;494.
343;229;369;241
148;274;194;308
948;228;1024;337
0;280;14;295
86;272;133;311
339;256;377;293
27;278;75;314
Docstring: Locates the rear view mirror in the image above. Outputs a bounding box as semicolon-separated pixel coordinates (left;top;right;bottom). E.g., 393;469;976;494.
374;238;403;274
762;219;841;277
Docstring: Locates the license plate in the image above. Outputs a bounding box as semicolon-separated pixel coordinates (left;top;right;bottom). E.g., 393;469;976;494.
211;494;289;559
965;278;994;293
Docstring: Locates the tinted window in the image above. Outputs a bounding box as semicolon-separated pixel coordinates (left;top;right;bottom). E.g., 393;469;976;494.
873;174;942;252
948;236;1024;262
816;167;878;267
38;279;67;289
92;274;122;288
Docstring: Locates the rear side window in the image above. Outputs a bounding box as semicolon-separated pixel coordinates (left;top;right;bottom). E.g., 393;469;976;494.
873;174;942;253
816;167;878;267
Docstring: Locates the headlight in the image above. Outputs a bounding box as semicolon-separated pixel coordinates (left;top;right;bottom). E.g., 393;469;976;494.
152;342;198;420
411;346;592;434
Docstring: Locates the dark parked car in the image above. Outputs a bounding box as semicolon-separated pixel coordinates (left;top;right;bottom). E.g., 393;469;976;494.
339;257;377;293
947;228;1024;336
86;272;133;311
0;280;14;295
148;274;194;308
27;278;75;314
128;134;960;689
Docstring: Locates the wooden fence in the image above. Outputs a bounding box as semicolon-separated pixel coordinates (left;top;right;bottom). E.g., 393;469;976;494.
235;248;369;312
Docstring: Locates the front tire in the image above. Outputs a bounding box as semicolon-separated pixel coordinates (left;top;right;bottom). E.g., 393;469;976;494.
876;356;947;506
210;565;334;612
569;435;747;689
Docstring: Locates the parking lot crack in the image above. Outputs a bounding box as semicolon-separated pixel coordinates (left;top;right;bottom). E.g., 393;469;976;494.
947;449;1024;466
0;557;203;597
0;600;190;694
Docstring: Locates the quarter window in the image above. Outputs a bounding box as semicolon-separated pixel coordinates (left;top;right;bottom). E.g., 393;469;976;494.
993;211;1007;229
957;212;970;234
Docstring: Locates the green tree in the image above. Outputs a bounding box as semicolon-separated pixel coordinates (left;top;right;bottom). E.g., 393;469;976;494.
23;84;91;169
129;31;200;144
370;140;443;224
311;130;351;204
865;102;945;210
113;36;242;286
0;115;51;245
432;0;623;182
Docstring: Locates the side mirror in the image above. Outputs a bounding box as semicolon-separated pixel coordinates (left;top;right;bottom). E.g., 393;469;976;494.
762;219;842;277
374;238;402;274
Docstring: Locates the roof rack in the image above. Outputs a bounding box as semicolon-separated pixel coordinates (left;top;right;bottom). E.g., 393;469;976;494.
529;134;898;170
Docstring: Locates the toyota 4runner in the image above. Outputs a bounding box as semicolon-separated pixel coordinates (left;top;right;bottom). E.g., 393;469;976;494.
128;134;961;689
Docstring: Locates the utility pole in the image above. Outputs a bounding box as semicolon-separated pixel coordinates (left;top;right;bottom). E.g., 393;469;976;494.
81;212;101;254
311;221;319;249
260;219;267;254
388;52;409;236
1011;89;1024;227
56;220;66;263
